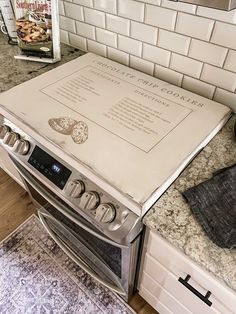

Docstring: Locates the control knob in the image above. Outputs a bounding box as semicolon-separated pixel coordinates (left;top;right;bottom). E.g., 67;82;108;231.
80;191;100;211
3;131;20;147
95;203;116;223
0;125;11;139
13;139;30;155
65;180;85;198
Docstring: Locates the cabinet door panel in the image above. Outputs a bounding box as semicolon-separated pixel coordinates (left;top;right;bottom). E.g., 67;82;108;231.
0;147;24;188
147;231;236;312
139;286;172;314
140;271;191;314
144;253;219;314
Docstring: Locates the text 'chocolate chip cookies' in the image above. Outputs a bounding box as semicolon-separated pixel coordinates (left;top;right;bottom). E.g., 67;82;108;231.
48;117;88;144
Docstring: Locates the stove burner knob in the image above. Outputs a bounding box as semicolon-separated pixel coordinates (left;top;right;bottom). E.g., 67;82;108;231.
95;203;116;223
65;180;85;198
79;191;100;211
13;139;30;155
0;125;11;139
3;131;20;147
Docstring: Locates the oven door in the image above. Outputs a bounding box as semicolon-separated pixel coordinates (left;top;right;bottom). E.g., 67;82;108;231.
10;156;141;300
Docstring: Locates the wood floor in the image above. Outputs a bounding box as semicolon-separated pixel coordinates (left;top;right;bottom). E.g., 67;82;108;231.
0;168;157;314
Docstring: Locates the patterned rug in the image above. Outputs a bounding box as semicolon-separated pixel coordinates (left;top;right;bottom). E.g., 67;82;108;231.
0;215;136;314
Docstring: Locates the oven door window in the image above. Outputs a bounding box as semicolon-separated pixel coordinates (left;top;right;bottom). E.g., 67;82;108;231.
45;204;122;279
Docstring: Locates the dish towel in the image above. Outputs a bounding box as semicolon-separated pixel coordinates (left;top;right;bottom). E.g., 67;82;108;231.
182;163;236;249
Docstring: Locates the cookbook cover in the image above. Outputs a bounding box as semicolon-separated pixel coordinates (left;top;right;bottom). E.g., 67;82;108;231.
14;0;60;63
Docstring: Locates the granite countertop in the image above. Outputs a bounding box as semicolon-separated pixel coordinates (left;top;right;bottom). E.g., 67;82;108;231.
0;32;85;93
1;32;236;296
144;117;236;294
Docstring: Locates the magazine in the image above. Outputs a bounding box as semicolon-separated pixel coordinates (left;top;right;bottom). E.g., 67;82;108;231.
14;0;60;63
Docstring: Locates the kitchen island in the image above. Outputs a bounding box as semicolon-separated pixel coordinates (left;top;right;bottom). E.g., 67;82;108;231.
1;32;236;312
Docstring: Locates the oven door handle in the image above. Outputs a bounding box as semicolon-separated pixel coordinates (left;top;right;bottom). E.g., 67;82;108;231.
11;157;127;249
38;208;126;296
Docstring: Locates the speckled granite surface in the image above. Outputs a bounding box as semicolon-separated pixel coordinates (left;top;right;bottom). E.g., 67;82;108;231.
144;116;236;293
0;32;85;93
1;32;236;296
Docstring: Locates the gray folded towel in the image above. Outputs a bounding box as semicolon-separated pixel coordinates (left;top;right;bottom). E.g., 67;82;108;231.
182;164;236;249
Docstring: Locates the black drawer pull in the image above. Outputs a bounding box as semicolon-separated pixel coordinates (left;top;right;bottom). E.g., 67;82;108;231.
178;274;212;307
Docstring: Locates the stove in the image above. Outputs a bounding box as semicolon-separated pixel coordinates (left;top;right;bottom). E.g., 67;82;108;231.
0;53;231;300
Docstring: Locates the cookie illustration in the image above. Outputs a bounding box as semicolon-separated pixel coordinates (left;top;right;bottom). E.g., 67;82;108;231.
71;121;88;144
48;117;78;135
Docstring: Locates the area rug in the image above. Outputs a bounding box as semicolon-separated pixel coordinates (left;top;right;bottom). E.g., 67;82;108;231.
0;215;136;314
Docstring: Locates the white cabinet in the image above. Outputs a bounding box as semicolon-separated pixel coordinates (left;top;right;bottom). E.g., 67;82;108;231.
138;230;236;314
0;146;25;188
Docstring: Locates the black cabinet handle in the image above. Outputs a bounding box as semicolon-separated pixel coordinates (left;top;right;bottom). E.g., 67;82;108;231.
178;274;212;307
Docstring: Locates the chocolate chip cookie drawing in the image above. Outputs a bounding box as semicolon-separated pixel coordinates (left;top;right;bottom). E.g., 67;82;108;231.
48;117;88;144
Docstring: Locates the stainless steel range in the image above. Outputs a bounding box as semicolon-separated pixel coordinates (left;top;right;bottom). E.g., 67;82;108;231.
0;53;230;301
0;116;143;300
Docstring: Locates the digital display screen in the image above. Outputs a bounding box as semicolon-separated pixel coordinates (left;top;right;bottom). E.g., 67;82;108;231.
28;146;72;189
52;164;61;174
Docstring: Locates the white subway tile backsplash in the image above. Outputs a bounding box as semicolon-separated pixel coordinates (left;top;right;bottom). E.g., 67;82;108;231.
175;12;214;41
158;29;190;55
69;33;87;51
73;0;93;7
136;0;161;4
76;21;95;40
188;39;228;67
60;0;236;110
106;14;130;36
197;6;236;24
118;35;142;56
60;15;76;33
118;0;145;22
170;53;203;78
59;1;65;15
96;28;117;48
224;50;236;73
60;29;69;44
131;21;157;45
143;43;171;67
87;40;107;56
201;64;236;92
145;5;177;31
107;47;129;65
161;0;196;14
182;76;215;99
154;64;183;86
130;55;154;75
214;88;236;111
84;7;105;28
94;0;117;14
211;21;236;50
64;2;84;21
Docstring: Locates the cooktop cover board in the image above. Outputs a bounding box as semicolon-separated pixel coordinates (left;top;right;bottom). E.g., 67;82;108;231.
0;53;231;216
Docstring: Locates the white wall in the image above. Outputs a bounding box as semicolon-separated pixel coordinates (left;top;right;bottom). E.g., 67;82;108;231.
59;0;236;111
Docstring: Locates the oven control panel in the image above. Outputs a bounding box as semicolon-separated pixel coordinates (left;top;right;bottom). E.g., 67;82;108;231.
0;124;30;155
0;120;142;243
27;145;118;224
28;146;72;190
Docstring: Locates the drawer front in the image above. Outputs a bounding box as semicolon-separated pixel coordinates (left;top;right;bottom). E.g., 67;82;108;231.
143;253;219;314
139;285;172;314
140;271;191;314
146;231;235;313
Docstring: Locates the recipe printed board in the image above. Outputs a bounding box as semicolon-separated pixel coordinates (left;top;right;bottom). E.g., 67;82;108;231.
0;53;231;215
14;0;60;63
